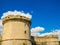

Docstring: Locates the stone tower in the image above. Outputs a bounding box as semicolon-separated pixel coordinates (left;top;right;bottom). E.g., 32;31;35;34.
1;11;32;45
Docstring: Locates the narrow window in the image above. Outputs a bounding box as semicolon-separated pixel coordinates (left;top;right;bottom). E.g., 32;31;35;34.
20;16;22;18
24;31;26;34
8;17;9;18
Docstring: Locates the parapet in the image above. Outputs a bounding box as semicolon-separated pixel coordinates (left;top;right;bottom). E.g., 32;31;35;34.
2;15;31;25
44;35;58;38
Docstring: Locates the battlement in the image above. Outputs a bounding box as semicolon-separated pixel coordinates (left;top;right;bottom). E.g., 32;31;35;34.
2;15;31;25
44;35;58;38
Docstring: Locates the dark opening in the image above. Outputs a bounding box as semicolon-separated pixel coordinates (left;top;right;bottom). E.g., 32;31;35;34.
20;16;22;18
24;31;26;34
8;17;9;18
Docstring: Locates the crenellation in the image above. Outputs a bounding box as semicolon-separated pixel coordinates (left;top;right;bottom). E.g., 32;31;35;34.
0;11;60;45
1;15;32;45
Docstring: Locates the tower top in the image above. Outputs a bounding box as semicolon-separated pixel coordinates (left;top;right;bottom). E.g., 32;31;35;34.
1;10;32;25
1;10;32;20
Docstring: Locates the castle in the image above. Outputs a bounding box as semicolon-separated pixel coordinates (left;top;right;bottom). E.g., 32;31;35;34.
31;35;59;45
0;11;60;45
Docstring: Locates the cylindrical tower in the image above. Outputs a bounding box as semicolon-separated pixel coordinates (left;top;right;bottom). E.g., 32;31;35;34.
2;13;32;45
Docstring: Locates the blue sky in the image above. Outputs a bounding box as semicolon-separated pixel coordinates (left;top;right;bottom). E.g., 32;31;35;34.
0;0;60;36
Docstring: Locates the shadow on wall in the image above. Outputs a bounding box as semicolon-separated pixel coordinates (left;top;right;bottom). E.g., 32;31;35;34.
31;36;36;45
59;41;60;45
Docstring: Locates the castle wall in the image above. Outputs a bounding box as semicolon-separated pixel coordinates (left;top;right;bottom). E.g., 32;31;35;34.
2;40;31;45
0;35;2;45
32;35;59;45
2;20;30;40
2;15;32;45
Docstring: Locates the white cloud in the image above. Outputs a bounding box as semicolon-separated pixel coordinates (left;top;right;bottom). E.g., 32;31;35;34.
1;10;32;20
31;33;40;36
38;29;60;41
39;32;53;36
0;20;3;34
52;29;60;41
31;26;45;36
31;26;60;40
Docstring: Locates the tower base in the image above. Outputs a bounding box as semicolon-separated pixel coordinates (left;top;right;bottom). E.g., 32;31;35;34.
2;39;32;45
